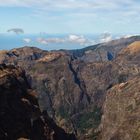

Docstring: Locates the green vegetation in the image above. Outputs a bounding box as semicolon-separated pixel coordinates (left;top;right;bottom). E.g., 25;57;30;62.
76;107;102;132
58;106;69;119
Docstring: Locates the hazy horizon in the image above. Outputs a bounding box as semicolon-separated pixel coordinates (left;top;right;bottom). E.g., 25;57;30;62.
0;33;137;50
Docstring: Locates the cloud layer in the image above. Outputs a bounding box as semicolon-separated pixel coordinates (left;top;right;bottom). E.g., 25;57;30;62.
0;0;139;13
36;34;95;46
0;0;140;34
0;0;137;9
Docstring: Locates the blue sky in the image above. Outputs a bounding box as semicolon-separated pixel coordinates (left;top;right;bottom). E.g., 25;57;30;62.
0;0;140;34
0;0;140;50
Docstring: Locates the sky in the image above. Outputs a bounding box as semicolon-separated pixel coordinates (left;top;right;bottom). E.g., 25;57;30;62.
0;0;140;34
0;0;140;50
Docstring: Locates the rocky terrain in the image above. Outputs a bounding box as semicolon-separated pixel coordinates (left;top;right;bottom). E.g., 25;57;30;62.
0;35;140;140
70;35;140;62
0;64;76;140
96;41;140;140
98;77;140;140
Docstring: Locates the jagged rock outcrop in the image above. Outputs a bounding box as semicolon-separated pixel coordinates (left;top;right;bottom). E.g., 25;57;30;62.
0;64;76;140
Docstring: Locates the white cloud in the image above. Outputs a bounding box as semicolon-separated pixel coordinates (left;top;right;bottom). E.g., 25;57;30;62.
37;38;48;45
122;34;140;39
1;0;140;34
99;32;112;43
0;0;140;24
7;28;24;34
36;34;95;46
46;38;65;43
67;34;90;45
68;35;82;41
23;38;31;43
0;0;139;11
37;37;65;45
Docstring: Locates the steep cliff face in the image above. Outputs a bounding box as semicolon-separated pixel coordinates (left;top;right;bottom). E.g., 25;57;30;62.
0;64;76;140
29;54;92;137
99;77;140;140
98;41;140;140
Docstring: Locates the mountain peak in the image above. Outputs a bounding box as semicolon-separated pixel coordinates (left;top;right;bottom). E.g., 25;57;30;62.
127;41;140;54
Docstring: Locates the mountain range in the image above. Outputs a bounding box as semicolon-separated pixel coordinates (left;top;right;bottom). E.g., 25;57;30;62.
0;35;140;140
